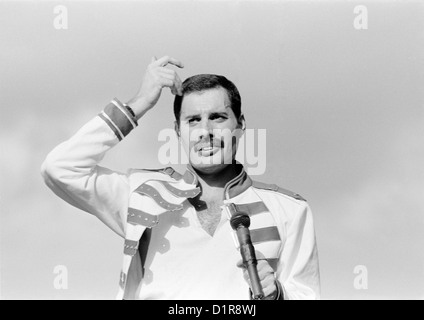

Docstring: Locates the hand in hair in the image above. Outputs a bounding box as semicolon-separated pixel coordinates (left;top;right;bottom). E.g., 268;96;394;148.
126;56;184;120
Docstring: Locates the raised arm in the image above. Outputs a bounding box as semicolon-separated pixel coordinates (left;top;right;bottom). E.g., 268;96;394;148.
41;56;184;237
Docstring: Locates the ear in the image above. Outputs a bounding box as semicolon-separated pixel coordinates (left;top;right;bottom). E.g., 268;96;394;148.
174;120;180;138
233;114;246;140
237;114;246;131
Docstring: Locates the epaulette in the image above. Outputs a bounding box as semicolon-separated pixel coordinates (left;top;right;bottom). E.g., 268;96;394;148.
136;167;183;180
252;180;307;202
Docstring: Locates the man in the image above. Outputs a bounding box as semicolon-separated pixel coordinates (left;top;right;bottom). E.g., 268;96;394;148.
41;56;320;300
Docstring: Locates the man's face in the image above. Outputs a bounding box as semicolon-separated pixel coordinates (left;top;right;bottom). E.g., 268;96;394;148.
176;88;244;175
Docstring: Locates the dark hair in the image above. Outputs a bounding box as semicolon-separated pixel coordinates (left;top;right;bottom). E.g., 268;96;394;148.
173;74;242;123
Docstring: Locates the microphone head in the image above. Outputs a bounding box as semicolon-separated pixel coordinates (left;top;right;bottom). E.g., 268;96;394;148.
230;213;251;230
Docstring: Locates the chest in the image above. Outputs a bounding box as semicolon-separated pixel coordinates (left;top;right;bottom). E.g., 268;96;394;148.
194;200;223;236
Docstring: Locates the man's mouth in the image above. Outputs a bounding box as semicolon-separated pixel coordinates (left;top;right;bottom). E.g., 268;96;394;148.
198;146;220;157
195;142;222;156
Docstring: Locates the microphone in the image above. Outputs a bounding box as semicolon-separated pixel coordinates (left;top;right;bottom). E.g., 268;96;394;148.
229;204;264;300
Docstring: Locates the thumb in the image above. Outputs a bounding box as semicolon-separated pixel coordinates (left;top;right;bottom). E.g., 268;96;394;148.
236;260;246;269
151;56;157;63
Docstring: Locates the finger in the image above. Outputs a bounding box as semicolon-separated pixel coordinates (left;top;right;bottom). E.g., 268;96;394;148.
236;260;245;269
174;72;183;96
263;282;277;298
158;78;174;90
158;71;176;81
261;274;276;288
238;267;249;281
158;67;177;75
158;72;179;95
154;55;184;68
243;271;250;283
241;270;275;298
151;56;157;64
256;261;274;281
158;69;183;95
243;272;251;287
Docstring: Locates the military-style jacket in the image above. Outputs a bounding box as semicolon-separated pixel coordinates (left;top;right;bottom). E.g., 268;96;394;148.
41;98;320;300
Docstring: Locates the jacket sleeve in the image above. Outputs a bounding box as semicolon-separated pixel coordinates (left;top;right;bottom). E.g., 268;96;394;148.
40;98;138;238
277;202;321;300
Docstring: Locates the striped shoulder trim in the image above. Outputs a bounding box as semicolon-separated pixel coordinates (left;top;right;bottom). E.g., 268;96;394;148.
132;167;183;181
252;180;306;202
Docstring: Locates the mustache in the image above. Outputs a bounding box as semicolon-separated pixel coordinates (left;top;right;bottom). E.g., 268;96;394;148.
194;139;224;152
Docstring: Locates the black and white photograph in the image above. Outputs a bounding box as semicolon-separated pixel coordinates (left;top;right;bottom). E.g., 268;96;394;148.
0;0;423;301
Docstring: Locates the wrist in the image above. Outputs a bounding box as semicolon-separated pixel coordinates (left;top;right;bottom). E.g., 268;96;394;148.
126;96;151;120
123;103;136;118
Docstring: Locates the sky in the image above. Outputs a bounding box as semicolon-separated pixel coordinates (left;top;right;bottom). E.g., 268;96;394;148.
1;0;423;300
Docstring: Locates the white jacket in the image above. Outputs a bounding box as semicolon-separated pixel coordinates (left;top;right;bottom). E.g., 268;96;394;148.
41;98;320;300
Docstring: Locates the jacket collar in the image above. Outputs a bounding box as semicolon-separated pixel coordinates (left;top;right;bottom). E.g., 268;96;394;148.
182;162;252;200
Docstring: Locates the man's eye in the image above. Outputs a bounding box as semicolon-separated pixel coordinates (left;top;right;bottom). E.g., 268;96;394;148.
188;118;200;124
212;115;227;121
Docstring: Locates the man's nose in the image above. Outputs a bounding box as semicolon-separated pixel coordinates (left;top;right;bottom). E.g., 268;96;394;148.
198;119;214;138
